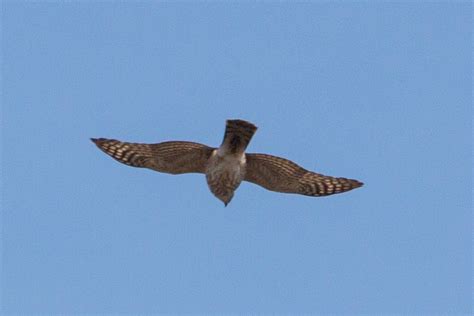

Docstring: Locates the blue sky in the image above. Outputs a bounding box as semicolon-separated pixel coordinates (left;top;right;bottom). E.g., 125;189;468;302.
2;2;471;314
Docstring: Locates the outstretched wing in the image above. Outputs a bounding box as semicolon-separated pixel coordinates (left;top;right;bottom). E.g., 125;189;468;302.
91;138;214;174
244;153;363;196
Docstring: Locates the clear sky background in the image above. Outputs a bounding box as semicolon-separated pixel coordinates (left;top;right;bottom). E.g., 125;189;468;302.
2;2;471;315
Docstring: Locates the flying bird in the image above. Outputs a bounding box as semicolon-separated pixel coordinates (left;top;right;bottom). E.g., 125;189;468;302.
91;119;363;205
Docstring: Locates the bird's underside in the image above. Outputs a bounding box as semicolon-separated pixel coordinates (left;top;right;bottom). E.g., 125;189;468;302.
91;119;363;205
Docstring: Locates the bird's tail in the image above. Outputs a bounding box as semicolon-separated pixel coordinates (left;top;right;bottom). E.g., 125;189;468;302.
220;119;258;154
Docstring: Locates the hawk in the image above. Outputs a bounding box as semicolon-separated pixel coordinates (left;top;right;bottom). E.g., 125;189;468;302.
91;119;363;205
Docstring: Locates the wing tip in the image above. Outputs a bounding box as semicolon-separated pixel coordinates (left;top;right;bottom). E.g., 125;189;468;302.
91;138;110;146
352;179;364;189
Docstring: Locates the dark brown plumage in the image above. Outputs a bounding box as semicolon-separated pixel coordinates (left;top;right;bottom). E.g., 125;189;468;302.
92;119;363;205
91;139;213;174
244;154;363;196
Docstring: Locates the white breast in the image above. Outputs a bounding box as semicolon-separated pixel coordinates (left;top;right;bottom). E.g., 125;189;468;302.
206;150;246;192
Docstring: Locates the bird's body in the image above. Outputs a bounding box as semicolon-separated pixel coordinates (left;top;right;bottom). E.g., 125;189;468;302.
204;119;257;205
205;150;246;206
92;119;363;205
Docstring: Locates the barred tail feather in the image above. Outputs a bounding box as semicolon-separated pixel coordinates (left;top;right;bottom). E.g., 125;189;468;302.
221;119;258;154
